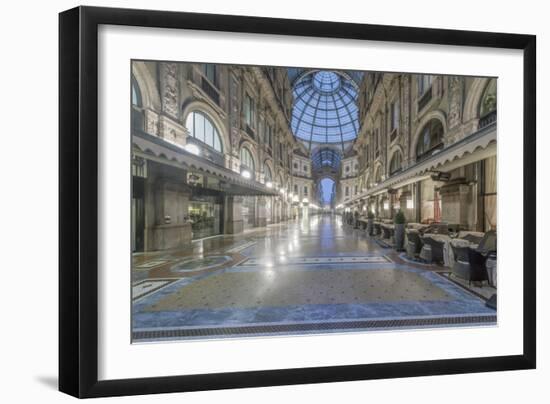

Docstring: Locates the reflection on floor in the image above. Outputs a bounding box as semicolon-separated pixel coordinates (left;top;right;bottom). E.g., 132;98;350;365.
132;214;496;341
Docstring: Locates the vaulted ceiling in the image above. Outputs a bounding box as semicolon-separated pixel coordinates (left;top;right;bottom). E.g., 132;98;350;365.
288;69;362;152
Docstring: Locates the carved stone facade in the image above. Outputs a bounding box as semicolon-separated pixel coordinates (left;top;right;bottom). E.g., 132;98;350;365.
131;60;497;252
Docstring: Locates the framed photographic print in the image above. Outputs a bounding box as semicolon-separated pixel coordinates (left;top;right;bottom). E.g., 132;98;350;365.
59;6;536;398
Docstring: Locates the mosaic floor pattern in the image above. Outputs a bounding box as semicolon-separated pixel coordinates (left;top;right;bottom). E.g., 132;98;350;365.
239;255;391;266
132;279;175;300
170;255;232;273
145;267;450;311
132;215;496;341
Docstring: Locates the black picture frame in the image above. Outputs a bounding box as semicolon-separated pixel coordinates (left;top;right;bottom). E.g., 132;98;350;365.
59;6;536;398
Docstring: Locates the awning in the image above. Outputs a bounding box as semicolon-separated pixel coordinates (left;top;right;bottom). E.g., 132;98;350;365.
132;131;279;197
345;122;496;205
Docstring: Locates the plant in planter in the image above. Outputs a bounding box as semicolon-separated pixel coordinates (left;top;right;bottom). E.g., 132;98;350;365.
393;210;406;250
367;211;375;236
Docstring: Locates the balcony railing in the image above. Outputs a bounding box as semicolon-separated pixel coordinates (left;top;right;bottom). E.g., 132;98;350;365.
478;110;497;129
201;77;220;106
416;142;444;163
417;88;433;111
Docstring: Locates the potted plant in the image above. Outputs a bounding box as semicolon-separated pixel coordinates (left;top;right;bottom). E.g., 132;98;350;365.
393;210;406;250
367;211;375;236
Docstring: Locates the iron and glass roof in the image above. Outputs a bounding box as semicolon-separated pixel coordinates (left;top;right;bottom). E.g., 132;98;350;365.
289;69;361;150
311;148;342;171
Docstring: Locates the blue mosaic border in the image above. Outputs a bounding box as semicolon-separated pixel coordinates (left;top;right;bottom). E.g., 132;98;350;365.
132;263;496;332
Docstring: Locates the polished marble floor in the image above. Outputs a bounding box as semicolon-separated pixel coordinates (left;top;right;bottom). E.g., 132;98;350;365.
132;214;496;341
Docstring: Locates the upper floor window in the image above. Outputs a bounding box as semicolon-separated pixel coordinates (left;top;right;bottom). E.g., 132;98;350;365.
345;166;350;173
417;75;433;96
185;111;223;153
389;151;403;175
131;76;142;107
293;162;298;169
374;128;380;153
294;184;299;194
345;186;350;196
240;147;255;172
201;64;217;87
303;165;308;172
304;186;308;196
265;123;273;148
416;119;444;161
244;93;255;128
480;80;497;117
390;100;400;131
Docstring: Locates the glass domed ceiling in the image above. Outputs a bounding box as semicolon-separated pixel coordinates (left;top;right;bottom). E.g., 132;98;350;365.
290;69;360;148
312;148;341;171
312;71;341;93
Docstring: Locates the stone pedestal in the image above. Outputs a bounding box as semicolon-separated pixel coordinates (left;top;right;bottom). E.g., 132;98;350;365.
224;196;244;234
152;223;192;250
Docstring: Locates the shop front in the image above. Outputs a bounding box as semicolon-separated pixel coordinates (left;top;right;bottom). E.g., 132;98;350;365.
241;196;256;231
188;191;223;240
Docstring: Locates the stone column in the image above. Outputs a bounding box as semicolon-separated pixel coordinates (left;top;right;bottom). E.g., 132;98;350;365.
224;196;244;234
272;199;279;223
256;196;267;227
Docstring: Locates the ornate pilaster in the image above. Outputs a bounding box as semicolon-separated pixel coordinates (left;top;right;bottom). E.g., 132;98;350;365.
159;63;179;119
448;76;464;131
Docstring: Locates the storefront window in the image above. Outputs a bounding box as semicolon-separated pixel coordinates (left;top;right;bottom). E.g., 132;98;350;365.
242;197;256;230
188;199;222;239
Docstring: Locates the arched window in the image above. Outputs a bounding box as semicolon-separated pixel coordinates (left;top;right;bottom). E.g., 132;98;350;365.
479;80;497;129
374;166;382;185
185;111;223;153
131;76;142;107
480;80;497;117
263;164;272;182
416;119;444;161
389;151;403;175
240;147;255;172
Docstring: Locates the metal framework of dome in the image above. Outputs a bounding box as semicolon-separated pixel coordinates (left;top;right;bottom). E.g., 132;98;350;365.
290;69;360;150
311;148;341;171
